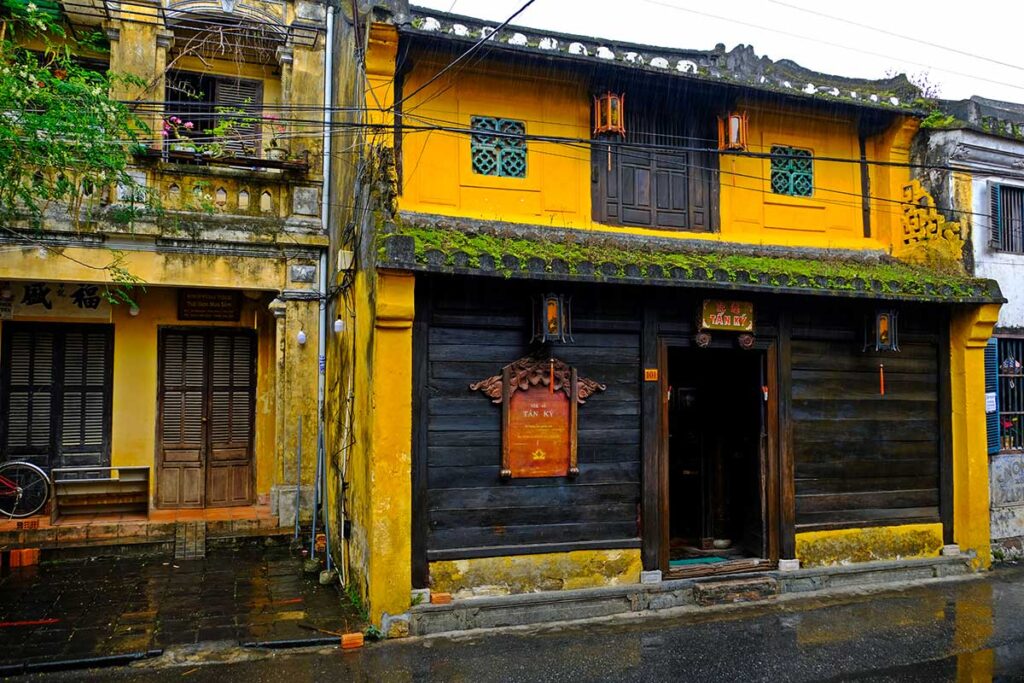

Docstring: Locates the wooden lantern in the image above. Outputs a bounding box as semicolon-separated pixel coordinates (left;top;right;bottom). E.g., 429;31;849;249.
593;92;626;137
867;309;900;352
717;111;748;151
532;293;573;344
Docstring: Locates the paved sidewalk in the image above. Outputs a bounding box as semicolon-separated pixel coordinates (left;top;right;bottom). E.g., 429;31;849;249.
0;544;363;670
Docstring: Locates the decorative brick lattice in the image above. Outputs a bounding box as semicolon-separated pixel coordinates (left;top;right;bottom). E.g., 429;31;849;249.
900;179;965;246
471;116;527;178
770;145;813;197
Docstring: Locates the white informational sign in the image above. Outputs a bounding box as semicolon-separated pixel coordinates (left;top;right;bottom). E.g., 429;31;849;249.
6;282;111;319
986;391;998;414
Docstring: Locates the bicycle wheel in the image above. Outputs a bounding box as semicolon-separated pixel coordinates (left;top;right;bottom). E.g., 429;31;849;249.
0;461;50;518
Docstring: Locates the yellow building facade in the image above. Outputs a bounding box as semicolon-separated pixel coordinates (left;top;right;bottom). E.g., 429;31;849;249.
0;0;329;524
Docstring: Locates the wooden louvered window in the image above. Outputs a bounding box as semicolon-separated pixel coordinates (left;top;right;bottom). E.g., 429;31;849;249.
591;102;713;232
0;323;113;471
165;71;264;158
990;183;1024;253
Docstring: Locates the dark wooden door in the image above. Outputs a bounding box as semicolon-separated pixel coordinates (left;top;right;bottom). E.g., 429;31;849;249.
1;323;113;471
206;333;255;506
157;328;255;508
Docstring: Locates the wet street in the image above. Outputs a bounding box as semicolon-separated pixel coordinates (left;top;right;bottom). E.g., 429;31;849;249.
13;563;1024;682
0;543;363;674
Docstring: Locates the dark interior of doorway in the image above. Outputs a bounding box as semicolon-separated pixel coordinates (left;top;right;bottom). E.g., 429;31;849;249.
667;346;765;573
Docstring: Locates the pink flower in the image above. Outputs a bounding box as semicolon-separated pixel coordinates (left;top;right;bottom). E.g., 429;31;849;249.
161;130;168;137
163;122;171;131
183;121;194;129
169;116;181;124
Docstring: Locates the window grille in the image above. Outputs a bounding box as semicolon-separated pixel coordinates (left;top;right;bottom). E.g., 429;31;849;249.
990;184;1024;253
470;116;527;178
998;338;1024;451
770;145;813;197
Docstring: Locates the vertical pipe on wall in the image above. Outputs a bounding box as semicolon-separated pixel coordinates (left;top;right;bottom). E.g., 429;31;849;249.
315;2;335;572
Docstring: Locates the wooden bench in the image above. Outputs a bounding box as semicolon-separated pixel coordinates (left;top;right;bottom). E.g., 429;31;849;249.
50;466;150;521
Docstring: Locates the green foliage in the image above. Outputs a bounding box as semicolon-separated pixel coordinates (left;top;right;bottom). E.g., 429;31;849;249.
920;109;959;130
344;581;369;621
0;0;146;225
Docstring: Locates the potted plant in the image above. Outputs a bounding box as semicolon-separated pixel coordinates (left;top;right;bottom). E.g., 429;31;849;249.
163;116;196;152
264;115;289;161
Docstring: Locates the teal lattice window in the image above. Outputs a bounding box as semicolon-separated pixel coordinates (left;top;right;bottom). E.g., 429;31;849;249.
471;116;527;178
770;145;813;197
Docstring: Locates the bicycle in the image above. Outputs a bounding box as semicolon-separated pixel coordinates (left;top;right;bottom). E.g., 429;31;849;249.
0;461;51;518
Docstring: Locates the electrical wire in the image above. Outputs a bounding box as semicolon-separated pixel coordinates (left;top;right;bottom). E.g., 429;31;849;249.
633;0;1024;97
392;0;537;111
766;0;1024;77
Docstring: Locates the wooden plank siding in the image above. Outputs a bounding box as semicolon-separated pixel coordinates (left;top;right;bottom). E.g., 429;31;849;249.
790;307;943;531
421;277;643;561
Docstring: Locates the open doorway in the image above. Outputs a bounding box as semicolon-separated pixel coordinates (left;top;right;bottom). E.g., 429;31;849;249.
664;346;768;576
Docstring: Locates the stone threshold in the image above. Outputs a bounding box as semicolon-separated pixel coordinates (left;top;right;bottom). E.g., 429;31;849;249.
410;556;973;636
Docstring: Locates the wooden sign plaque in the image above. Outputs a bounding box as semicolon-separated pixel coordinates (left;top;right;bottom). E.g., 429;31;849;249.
700;299;754;332
503;365;577;478
470;354;605;480
178;290;242;322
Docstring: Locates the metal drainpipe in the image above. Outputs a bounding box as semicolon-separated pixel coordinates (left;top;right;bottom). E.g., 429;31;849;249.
317;3;334;570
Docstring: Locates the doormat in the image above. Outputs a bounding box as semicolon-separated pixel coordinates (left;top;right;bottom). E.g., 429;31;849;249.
669;557;728;567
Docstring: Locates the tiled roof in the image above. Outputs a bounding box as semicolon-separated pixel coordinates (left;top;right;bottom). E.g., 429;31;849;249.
399;6;925;114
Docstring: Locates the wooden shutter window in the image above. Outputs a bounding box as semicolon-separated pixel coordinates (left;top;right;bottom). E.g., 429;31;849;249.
209;333;254;450
990;183;1003;249
60;331;111;465
1;324;112;470
160;333;206;448
986;337;1000;455
213;76;264;158
5;330;53;452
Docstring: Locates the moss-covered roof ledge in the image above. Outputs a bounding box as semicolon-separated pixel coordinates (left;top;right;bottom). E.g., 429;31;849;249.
378;214;1004;305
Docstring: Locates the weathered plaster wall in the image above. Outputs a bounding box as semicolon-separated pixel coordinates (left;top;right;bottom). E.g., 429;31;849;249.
430;550;643;599
795;524;943;567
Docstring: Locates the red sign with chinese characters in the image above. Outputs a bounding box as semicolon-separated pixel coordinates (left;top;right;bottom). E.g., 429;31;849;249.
506;385;572;478
700;299;754;332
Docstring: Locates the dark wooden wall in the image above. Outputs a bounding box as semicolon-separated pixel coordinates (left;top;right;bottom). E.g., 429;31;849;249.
789;305;944;531
418;277;643;564
412;275;951;579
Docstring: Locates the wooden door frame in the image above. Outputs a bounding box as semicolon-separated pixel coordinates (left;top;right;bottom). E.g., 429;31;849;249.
655;335;781;572
155;326;257;509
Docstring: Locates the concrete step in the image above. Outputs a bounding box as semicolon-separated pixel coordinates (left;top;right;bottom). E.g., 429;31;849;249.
410;555;974;636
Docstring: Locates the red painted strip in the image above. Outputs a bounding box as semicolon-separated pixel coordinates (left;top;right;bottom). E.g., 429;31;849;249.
0;618;60;628
270;598;303;606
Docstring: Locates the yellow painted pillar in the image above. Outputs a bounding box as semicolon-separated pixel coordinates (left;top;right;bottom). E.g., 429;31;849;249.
366;271;414;629
950;304;1001;568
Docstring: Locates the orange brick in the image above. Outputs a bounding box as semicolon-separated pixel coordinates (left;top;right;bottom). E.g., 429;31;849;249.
9;549;22;568
340;633;364;649
430;592;452;605
21;548;39;566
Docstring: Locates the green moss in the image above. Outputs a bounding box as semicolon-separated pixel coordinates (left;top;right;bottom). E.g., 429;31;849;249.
381;222;992;300
920;110;959;129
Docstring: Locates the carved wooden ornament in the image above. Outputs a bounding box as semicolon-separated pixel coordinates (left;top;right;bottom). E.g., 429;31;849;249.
470;354;606;479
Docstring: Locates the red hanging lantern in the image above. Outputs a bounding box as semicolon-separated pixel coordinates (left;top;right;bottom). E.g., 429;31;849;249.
593;92;626;137
717;111;749;151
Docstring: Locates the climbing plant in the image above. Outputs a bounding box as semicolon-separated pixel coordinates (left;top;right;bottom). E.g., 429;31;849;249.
0;0;147;227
